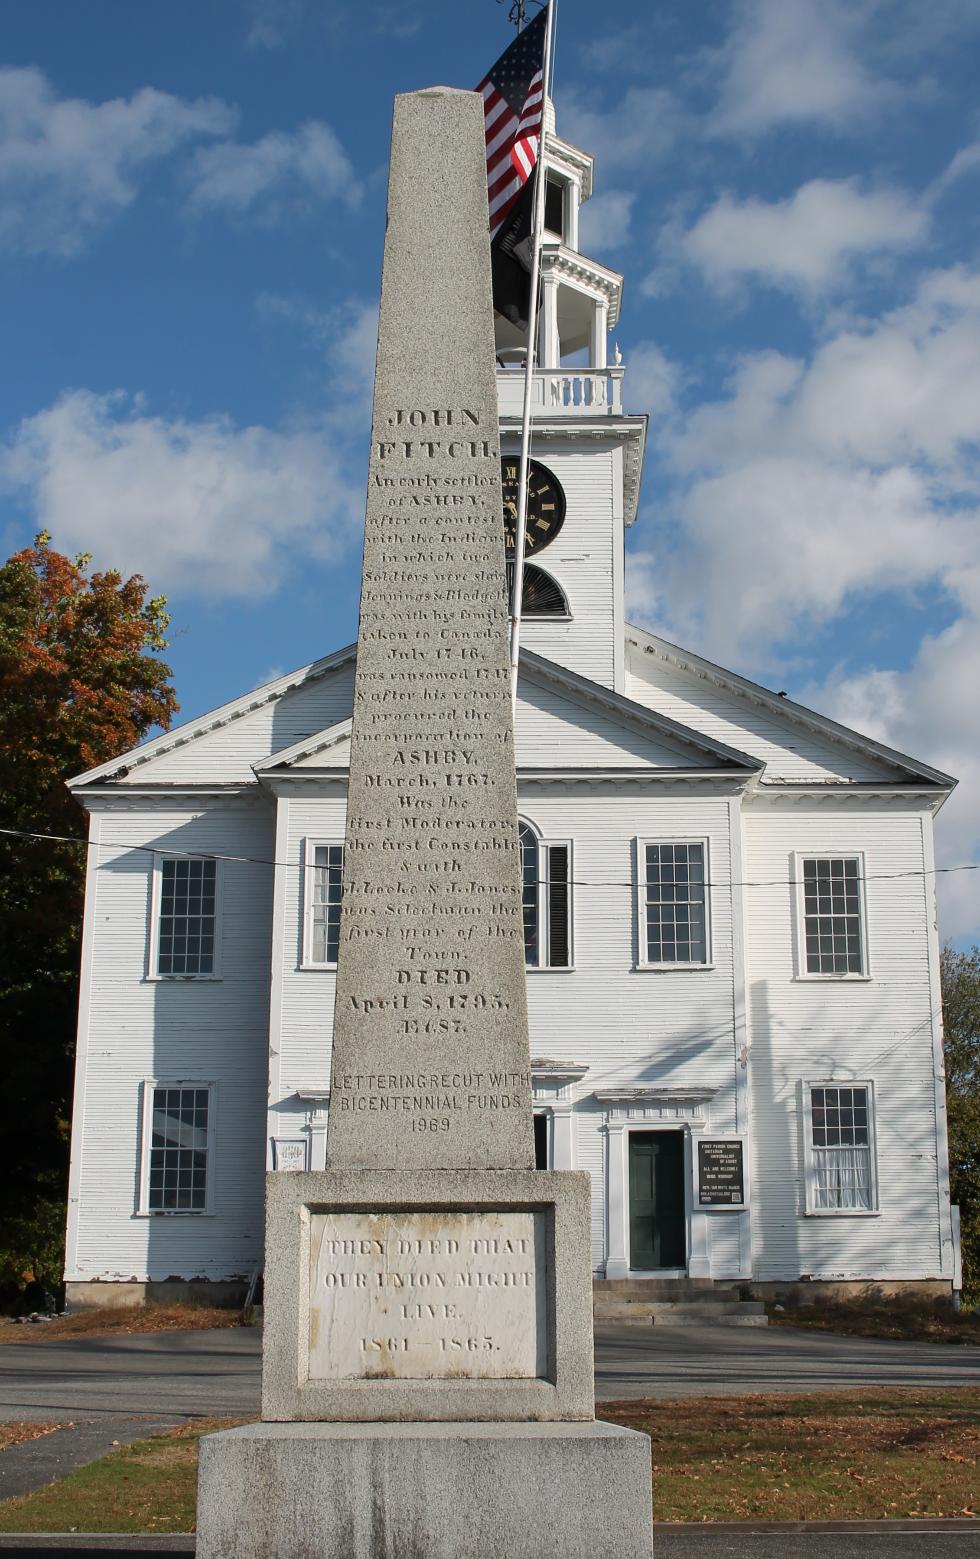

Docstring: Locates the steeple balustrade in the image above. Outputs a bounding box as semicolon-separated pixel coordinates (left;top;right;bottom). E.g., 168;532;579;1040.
496;366;624;416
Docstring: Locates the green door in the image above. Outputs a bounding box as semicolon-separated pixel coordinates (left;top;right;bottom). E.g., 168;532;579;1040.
629;1132;686;1270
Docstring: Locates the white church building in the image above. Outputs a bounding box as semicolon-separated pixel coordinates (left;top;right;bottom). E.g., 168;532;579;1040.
64;109;958;1308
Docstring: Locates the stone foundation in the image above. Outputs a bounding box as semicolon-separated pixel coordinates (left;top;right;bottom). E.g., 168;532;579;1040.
65;1280;248;1312
197;1420;653;1559
749;1279;955;1306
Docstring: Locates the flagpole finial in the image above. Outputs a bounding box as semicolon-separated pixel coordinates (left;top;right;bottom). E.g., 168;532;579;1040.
496;0;545;32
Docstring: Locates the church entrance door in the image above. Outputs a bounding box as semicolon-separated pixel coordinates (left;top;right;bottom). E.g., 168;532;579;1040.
628;1131;686;1270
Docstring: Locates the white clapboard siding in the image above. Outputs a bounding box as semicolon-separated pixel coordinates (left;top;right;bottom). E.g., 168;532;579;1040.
66;797;274;1282
743;796;949;1280
515;446;618;689
514;675;712;768
115;661;356;783
626;642;905;784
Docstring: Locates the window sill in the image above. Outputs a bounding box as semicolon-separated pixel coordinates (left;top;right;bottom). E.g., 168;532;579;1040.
634;962;716;973
144;974;223;984
804;1208;880;1218
793;974;872;983
298;963;338;973
526;965;576;974
134;1210;216;1219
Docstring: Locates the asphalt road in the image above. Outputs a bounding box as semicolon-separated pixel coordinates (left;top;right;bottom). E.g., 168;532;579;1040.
3;1323;979;1426
593;1321;980;1399
0;1322;977;1504
0;1529;979;1557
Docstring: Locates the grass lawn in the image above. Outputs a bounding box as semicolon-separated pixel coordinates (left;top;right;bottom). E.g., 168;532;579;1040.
0;1304;247;1346
768;1298;980;1347
0;1391;978;1530
605;1388;980;1521
0;1420;239;1534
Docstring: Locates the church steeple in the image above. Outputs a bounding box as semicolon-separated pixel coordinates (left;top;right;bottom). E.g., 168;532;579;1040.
494;99;623;370
495;98;646;696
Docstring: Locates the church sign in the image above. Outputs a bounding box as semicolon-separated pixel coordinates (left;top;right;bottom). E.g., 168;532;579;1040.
696;1139;746;1208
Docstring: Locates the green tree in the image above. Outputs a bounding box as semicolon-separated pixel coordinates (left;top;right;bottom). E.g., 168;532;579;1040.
941;944;980;1303
0;534;177;1305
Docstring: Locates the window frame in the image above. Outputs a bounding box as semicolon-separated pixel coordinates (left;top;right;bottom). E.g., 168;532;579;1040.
519;820;574;972
543;172;567;240
301;837;345;970
635;837;713;971
147;853;223;981
792;850;871;981
137;1079;216;1217
801;1079;879;1216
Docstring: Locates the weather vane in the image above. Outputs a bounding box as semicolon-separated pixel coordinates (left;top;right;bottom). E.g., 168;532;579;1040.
496;0;545;31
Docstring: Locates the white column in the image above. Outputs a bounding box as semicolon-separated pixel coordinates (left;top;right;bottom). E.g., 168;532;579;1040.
309;1111;329;1171
590;299;608;370
539;273;560;369
566;177;581;252
604;1121;630;1279
551;1100;574;1169
686;1131;711;1277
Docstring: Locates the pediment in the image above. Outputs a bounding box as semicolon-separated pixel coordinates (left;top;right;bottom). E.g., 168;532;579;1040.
255;649;760;781
626;626;954;790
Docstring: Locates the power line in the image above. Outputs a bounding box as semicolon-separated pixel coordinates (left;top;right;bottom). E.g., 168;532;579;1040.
1;824;976;893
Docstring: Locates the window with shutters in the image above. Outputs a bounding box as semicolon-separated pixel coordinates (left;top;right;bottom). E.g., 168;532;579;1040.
150;855;221;978
519;820;572;970
803;1082;878;1213
139;1082;213;1214
637;839;711;967
303;840;344;968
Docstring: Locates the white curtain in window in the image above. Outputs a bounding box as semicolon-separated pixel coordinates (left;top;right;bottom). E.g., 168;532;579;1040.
813;1146;871;1210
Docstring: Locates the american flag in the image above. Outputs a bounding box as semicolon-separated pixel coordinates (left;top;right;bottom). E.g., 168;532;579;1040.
477;9;548;240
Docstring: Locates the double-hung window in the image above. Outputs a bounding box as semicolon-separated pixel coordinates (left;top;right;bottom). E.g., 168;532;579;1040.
153;856;220;977
797;854;867;976
304;841;344;967
638;840;710;967
520;822;572;969
141;1083;213;1213
804;1082;877;1212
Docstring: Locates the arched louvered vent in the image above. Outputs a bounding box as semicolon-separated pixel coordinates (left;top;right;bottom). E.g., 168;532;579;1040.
506;562;569;617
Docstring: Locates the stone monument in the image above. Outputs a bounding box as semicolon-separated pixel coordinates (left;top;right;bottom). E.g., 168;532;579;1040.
196;86;653;1558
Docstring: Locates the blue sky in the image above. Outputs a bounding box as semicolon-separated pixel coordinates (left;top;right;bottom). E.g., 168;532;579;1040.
1;0;979;942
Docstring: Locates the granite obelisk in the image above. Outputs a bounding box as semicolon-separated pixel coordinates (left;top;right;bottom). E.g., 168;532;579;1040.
325;84;533;1173
196;87;652;1559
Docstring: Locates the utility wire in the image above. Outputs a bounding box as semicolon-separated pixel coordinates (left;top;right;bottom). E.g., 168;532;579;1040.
1;824;977;892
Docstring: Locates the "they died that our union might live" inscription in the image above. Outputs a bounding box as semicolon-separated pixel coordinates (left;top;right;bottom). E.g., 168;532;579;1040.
307;1210;546;1381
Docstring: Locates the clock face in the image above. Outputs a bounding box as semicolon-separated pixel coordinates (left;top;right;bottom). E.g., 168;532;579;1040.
500;458;566;556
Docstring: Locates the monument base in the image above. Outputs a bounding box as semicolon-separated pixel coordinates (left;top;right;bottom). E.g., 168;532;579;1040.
196;1419;653;1559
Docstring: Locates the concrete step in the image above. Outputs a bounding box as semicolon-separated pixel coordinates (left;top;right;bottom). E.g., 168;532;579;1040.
593;1279;744;1301
593;1298;768;1328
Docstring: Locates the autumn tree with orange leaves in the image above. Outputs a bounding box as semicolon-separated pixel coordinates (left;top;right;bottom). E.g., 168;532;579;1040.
0;534;177;1303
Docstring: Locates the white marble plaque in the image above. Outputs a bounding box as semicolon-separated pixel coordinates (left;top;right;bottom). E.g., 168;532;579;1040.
307;1210;546;1381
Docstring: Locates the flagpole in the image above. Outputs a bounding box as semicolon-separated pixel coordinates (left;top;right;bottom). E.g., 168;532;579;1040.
508;0;555;711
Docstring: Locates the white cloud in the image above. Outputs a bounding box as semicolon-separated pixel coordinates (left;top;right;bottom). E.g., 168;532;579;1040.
579;191;635;256
256;294;378;409
185;121;360;218
245;0;306;50
0;66;235;256
1;390;358;597
935;139;980;194
711;0;891;138
677;179;927;298
557;84;685;177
